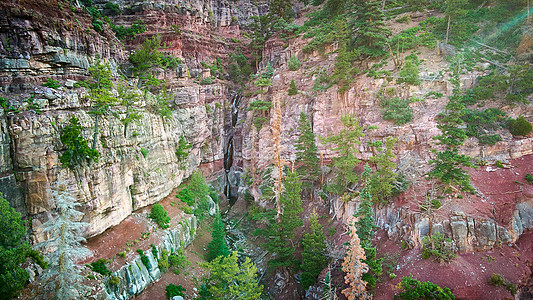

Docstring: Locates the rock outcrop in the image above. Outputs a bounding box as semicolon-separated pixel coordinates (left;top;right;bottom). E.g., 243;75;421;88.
105;216;197;299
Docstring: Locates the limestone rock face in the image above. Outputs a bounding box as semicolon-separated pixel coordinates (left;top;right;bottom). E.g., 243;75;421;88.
105;216;197;300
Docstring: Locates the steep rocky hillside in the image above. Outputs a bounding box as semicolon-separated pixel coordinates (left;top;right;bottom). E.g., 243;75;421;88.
1;0;533;299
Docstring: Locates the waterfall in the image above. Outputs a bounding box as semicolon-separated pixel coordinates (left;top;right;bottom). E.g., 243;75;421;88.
223;93;241;205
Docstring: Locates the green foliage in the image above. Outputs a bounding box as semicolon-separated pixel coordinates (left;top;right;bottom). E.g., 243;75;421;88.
368;137;402;203
488;273;506;286
0;193;31;300
149;203;170;229
176;171;211;221
295;112;321;188
166;284;185;299
228;50;252;85
389;26;437;53
288;55;301;71
42;78;61;89
168;248;190;275
394;275;455;299
247;100;272;130
206;213;229;262
421;232;457;262
356;165;383;288
60;116;100;170
108;276;120;287
428;149;474;192
300;211;328;290
136;249;150;268
105;2;120;15
347;0;390;58
461;108;506;145
90;259;111;276
198;251;263;299
398;60;420;85
255;171;303;270
175;136;191;162
288;79;298;95
322;114;364;194
201;77;214;85
525;174;533;185
140;148;149;158
509;116;532;136
111;21;147;40
380;97;413;125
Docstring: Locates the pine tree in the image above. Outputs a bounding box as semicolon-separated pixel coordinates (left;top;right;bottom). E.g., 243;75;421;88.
355;165;383;288
428;56;474;193
368;137;399;203
199;251;263;299
0;193;31;299
261;171;303;269
301;211;328;290
36;181;91;299
295;112;320;189
322;114;365;195
347;0;390;57
288;79;298;95
206;213;229;262
342;219;370;300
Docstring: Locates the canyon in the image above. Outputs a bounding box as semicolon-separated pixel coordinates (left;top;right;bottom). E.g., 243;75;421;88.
1;0;533;299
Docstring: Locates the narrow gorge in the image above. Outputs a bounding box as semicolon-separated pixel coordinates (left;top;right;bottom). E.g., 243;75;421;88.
1;0;533;299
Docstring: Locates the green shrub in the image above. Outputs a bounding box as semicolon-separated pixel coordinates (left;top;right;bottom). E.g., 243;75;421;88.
477;134;502;145
110;21;146;40
396;15;411;23
488;273;506;286
140;147;149;158
509;116;532;136
42;78;61;89
175;136;191;162
90;258;111;276
149;203;170;229
166;284;185;299
395;275;455;299
288;55;301;71
109;276;120;287
177;188;194;206
421;232;456;263
526;174;533;184
398;60;420;85
169;249;190;275
158;249;170;272
200;77;214;85
380;97;413;125
60;116;100;170
288;79;298;95
137;249;150;268
105;2;120;15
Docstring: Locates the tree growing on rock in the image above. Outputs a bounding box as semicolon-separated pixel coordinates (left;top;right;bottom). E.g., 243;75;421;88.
300;210;328;289
36;181;91;299
322;114;365;195
355;165;383;288
206;213;229;262
295;112;320;190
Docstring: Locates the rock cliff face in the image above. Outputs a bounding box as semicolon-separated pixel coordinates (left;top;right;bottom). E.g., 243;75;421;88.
0;0;258;242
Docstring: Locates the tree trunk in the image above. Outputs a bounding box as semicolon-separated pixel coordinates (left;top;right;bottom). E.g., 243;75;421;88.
445;16;451;44
92;114;99;150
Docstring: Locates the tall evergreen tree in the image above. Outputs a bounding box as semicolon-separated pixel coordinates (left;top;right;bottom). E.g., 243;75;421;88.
347;0;390;57
199;251;263;299
261;171;303;269
355;165;383;288
428;55;474;193
295;112;320;189
0;193;31;300
36;181;91;299
206;213;229;262
300;211;328;290
322;114;365;195
368;137;399;203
